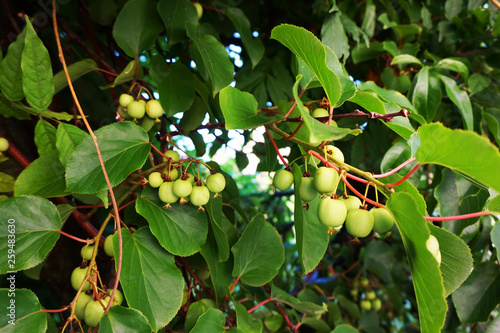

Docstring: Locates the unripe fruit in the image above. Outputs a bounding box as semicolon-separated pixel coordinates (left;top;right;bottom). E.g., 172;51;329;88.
127;101;146;119
426;234;441;265
71;267;91;291
370;207;396;234
273;169;294;191
163;167;179;181
350;289;358;298
313;167;339;195
366;291;376;300
104;234;114;257
372;298;382;311
317;198;347;228
75;292;93;319
148;172;164;188
119;93;134;107
325;145;344;164
359;277;370;286
206;173;226;193
299;177;317;202
173;179;193;198
158;181;179;205
164;150;180;162
339;196;362;212
80;245;95;260
313;108;329;118
146;99;163;119
190;185;210;207
193;2;203;19
345;209;374;238
117;105;131;119
107;289;124;306
0;138;9;152
84;297;110;327
360;300;372;310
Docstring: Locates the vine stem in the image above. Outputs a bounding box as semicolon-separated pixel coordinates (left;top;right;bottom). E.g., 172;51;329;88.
425;211;495;221
265;129;289;167
341;173;385;208
52;1;122;313
58;230;89;243
247;298;275;313
386;164;421;188
229;275;241;293
263;285;298;333
373;157;416;178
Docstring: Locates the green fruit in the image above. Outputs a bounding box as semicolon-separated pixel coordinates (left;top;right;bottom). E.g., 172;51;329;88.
80;245;95;260
350;289;359;298
104;234;114;257
84;297;109;327
273;169;294;191
127;100;146;119
173;179;193;198
146;99;163;118
299;177;317;202
345;209;374;238
359;277;370;286
117;105;131;119
206;173;226;193
119;93;134;107
148;172;164;188
360;300;372;310
107;289;124;306
313;167;339;195
372;298;382;311
71;267;91;291
317;198;347;228
163;167;179;181
158;181;179;204
313;108;329;118
75;292;93;319
370;207;396;234
190;185;210;206
0;138;9;152
339;196;362;212
325;145;344;164
193;2;203;18
366;291;376;300
164;149;180;162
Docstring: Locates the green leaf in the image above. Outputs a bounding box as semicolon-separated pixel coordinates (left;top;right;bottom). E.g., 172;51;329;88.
14;151;67;198
34;119;57;156
55;123;89;167
390;54;423;67
157;0;198;45
21;17;54;111
233;298;263;333
219;86;279;130
300;317;332;333
100;306;152;333
271;24;341;106
452;261;500;324
445;0;462;21
0;93;30;119
191;308;226;333
348;90;385;114
352;41;384;64
468;73;490;95
0;289;47;331
231;214;284;286
292;164;329;274
489;195;500;212
185;299;216;332
435;58;469;79
483;108;500;144
411;67;441;123
428;224;473;296
332;324;359;333
53;59;97;94
112;0;163;57
66;122;150;193
362;241;394;283
492;221;500;260
322;12;349;62
101;60;144;89
387;192;447;333
272;287;328;317
0;196;61;273
324;46;356;106
156;62;195;117
439;74;473;130
205;196;229;262
0;172;15;192
117;227;184;331
186;23;234;96
226;7;265;68
179;96;207;133
136;186;208;256
0;27;27;101
415;123;500;193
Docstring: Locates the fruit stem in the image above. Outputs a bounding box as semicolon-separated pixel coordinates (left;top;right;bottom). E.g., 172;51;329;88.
341;173;385;208
58;230;89;243
265;129;289;167
247;298;275;313
425;210;495;221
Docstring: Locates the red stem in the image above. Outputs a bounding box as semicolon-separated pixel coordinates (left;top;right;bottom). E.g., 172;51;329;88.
341;174;384;208
373;157;416;179
264;285;298;333
425;210;494;221
309;150;369;184
247;298;275;313
6;143;31;168
150;143;168;159
58;230;89;243
285;122;304;140
265;130;289;167
387;164;421;188
118;198;137;212
229;275;241;293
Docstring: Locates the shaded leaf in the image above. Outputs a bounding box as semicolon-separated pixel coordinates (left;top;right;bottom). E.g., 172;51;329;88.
435;58;469;79
0;27;27;101
439;74;473;130
233;299;263;333
100;306;152;333
157;0;198;45
156;62;195;117
55;123;89;167
53;59;97;94
34;119;57;156
390;54;422;67
0;289;46;331
191;308;226;333
411;67;441;123
0;172;15;192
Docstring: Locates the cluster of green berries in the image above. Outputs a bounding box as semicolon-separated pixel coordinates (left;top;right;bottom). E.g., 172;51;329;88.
272;146;395;238
147;150;226;210
70;242;123;327
117;93;164;121
351;277;383;312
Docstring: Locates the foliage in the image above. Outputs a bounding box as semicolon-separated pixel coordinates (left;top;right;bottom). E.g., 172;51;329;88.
1;1;500;332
